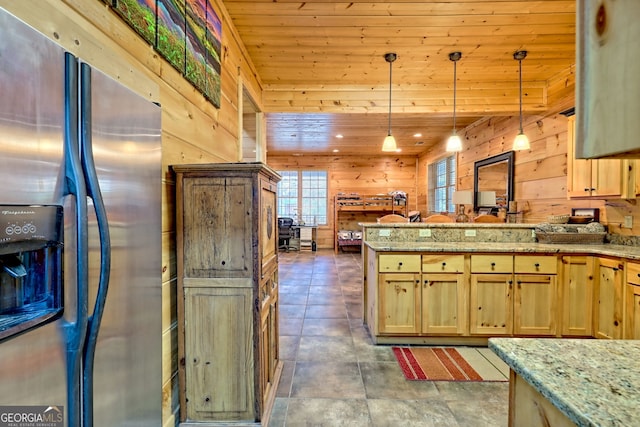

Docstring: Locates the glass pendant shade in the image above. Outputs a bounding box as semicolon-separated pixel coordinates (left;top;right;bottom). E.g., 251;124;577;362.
513;132;530;151
446;133;462;152
382;134;398;152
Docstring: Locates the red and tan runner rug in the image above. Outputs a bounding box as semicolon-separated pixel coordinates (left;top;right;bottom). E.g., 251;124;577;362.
392;346;507;382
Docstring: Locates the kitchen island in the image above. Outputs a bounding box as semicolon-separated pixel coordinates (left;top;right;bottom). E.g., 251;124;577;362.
489;338;640;427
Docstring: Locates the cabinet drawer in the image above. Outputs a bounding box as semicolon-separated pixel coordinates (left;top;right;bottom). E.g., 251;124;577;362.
514;256;557;274
422;254;465;273
379;254;421;273
627;262;640;286
471;255;513;273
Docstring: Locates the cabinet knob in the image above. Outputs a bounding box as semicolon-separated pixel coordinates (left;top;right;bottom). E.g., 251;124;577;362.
584;188;590;192
534;263;540;267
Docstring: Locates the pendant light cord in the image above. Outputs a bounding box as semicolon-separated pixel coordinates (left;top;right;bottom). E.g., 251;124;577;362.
518;58;523;133
387;58;393;136
452;59;457;132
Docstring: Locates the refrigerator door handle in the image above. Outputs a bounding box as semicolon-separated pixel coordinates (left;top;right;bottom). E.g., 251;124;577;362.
63;52;89;427
79;62;112;427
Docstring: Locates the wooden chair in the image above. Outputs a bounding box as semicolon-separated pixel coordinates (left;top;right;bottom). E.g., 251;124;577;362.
377;214;409;223
473;214;504;223
422;214;454;223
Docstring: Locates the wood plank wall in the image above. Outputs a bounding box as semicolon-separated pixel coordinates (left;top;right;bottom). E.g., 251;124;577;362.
1;1;262;426
266;155;418;248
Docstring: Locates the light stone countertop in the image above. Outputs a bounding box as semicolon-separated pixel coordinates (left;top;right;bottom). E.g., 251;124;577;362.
489;338;640;427
363;241;640;261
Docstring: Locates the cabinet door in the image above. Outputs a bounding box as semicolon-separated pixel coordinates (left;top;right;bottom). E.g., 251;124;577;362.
624;262;640;339
182;177;253;279
378;273;420;334
513;274;557;336
591;158;624;198
567;115;632;198
260;175;278;276
259;269;279;411
561;256;594;336
421;273;468;335
594;258;624;339
567;117;595;198
470;274;513;335
624;283;640;339
184;287;254;421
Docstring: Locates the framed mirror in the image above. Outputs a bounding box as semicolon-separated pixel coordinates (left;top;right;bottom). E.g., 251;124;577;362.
473;151;514;212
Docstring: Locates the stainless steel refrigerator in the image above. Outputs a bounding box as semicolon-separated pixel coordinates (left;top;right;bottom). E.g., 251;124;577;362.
0;7;162;427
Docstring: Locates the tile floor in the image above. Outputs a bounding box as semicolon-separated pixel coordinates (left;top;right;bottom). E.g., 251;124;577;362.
268;249;509;426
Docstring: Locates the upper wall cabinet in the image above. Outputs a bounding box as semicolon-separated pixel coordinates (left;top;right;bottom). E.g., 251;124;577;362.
576;1;640;158
567;116;639;199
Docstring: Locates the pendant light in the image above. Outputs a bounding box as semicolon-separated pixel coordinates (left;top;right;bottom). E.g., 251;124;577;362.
513;50;530;151
446;52;462;152
382;52;398;152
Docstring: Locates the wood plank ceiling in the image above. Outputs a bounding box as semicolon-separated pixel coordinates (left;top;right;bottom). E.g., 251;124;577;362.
225;0;577;156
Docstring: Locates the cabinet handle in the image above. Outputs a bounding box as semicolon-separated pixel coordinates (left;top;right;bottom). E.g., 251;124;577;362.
534;263;540;268
584;188;590;192
441;262;446;270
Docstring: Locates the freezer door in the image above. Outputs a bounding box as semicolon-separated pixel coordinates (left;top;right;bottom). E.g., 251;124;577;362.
0;4;69;415
87;66;162;426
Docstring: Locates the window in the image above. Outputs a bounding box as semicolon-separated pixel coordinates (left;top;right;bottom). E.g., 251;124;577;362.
428;155;456;214
277;170;328;225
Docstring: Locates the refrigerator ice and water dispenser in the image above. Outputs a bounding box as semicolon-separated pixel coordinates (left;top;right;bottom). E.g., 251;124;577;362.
0;205;63;341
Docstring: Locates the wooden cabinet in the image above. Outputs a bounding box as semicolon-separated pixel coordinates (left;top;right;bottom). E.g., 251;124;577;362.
567;116;639;199
421;255;468;335
470;255;514;335
624;262;640;339
594;258;624;340
513;255;558;336
377;254;421;333
560;256;594;336
378;273;421;334
470;255;557;336
173;163;281;424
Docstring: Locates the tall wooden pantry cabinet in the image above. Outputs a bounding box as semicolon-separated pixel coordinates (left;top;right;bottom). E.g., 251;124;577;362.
173;163;282;425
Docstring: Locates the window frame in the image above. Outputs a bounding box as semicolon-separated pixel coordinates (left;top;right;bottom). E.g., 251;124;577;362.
427;155;457;214
277;169;328;226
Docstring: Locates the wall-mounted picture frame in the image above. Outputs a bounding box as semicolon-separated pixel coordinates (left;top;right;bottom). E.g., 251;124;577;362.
109;0;222;108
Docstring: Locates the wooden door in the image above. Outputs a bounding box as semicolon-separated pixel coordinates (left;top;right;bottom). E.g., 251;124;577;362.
591;158;623;198
624;262;640;339
561;256;594;336
421;273;468;335
470;273;513;335
182;177;253;279
513;274;557;336
594;258;624;339
566;116;594;198
184;287;254;421
260;174;278;275
378;273;420;334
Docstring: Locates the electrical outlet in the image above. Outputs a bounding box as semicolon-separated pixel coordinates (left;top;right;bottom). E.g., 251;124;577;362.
419;229;432;237
465;229;477;237
379;229;391;237
624;215;633;229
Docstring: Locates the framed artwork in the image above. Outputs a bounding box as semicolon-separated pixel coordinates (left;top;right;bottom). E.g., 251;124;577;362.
110;0;222;108
113;0;157;46
157;0;187;73
477;207;492;216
